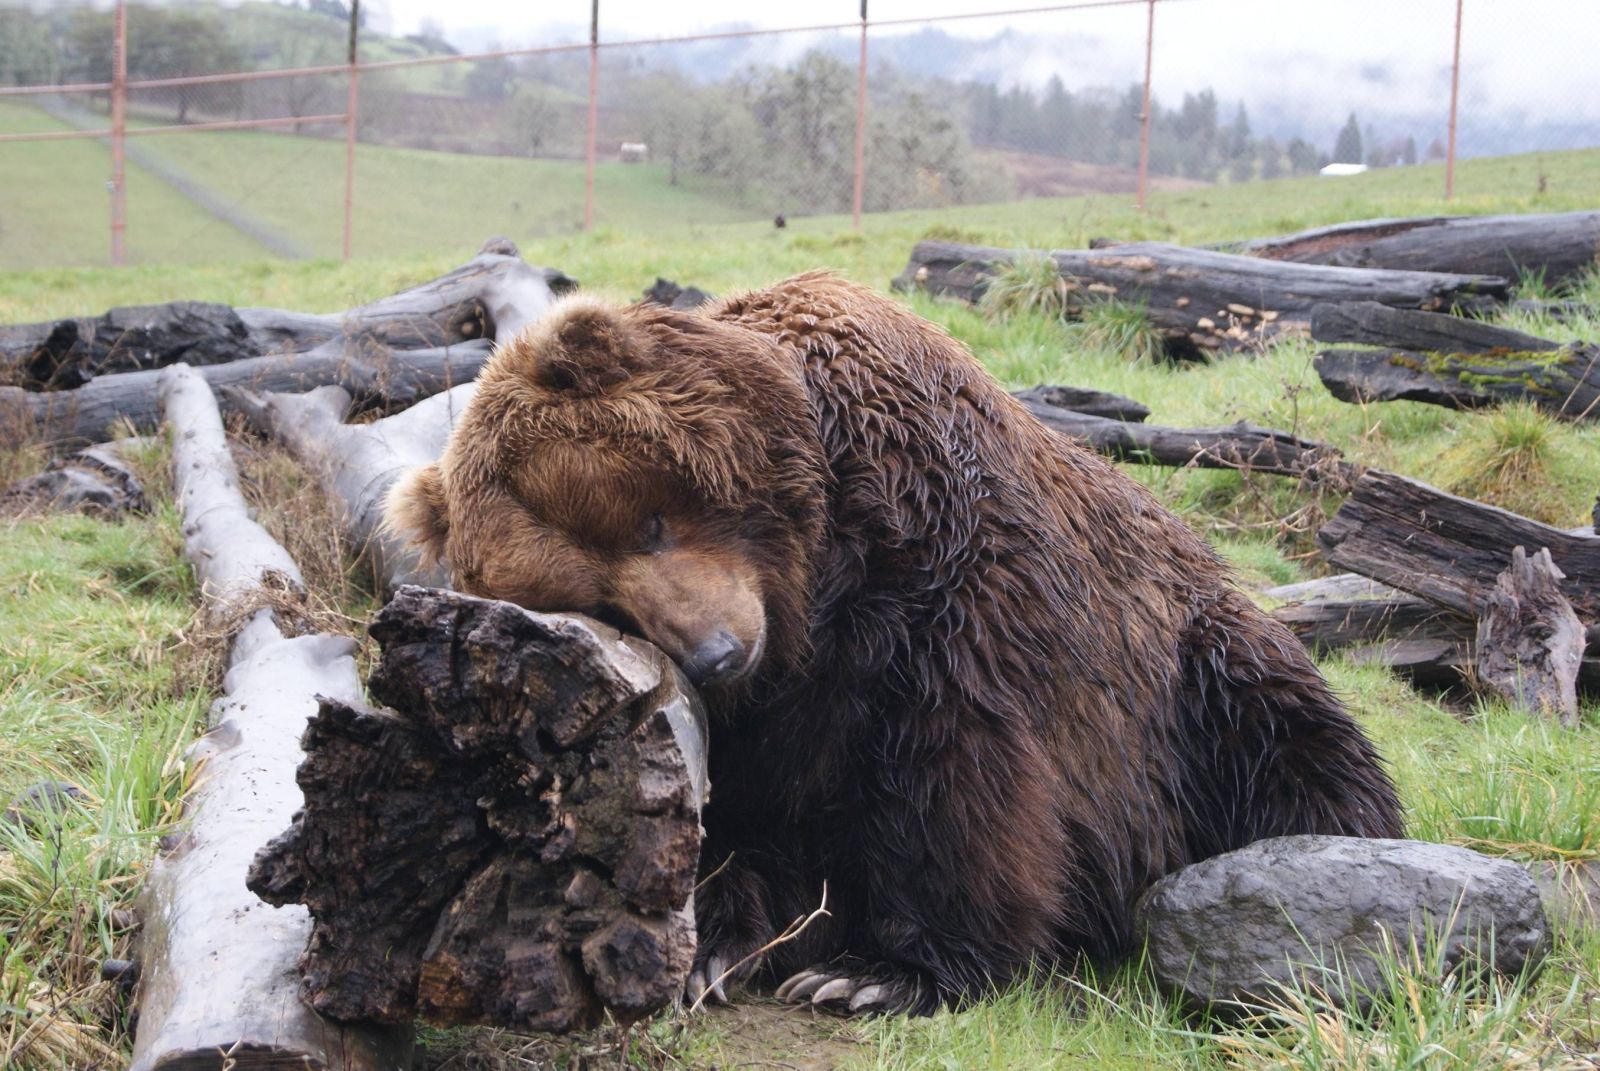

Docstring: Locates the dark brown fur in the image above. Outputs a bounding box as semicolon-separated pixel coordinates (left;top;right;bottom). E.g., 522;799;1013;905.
387;274;1403;1014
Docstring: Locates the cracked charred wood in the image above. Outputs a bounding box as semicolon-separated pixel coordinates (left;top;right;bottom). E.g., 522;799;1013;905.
1311;302;1600;421
247;586;708;1034
228;383;476;589
0;302;261;390
1475;547;1586;727
1018;394;1345;479
0;337;493;450
1265;572;1600;696
1234;211;1600;287
891;240;1508;358
0;439;147;517
1;238;574;390
1318;470;1600;630
1012;385;1151;423
131;365;409;1071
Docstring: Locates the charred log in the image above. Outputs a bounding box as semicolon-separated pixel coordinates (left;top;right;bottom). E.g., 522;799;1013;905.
248;586;708;1034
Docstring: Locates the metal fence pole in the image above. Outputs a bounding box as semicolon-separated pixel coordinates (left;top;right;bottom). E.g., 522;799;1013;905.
1137;0;1155;213
342;0;359;260
852;1;868;231
584;0;599;231
1445;0;1463;200
110;0;127;265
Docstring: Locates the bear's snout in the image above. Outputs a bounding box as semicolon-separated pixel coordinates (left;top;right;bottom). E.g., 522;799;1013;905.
680;629;747;687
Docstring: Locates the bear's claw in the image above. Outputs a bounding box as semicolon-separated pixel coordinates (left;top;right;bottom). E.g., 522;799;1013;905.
774;963;933;1016
685;953;732;1008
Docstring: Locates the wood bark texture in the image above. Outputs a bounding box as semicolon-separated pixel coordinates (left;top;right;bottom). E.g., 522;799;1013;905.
247;586;708;1034
1311;303;1600;421
1317;470;1600;625
132;367;409;1070
1018;394;1345;479
0;439;147;517
229;383;476;589
160;364;305;625
891;240;1509;357
1474;547;1586;727
0;337;493;450
1235;211;1600;286
1012;384;1150;422
1;237;572;389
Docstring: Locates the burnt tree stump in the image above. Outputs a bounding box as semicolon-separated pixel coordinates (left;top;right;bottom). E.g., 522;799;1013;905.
1475;547;1586;727
248;586;708;1033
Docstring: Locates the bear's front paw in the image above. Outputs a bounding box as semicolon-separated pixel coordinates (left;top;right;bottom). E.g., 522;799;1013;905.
775;960;939;1016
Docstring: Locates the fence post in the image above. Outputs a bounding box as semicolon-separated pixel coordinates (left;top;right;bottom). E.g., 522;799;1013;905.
1137;0;1155;214
584;0;599;231
852;1;868;231
110;0;127;266
1444;0;1463;200
342;0;359;260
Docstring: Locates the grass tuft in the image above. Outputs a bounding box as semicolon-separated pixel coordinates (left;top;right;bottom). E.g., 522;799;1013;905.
1065;296;1165;364
979;252;1073;321
1436;401;1591;526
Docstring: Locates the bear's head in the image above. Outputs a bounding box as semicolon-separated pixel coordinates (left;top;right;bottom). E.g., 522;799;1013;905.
386;296;824;691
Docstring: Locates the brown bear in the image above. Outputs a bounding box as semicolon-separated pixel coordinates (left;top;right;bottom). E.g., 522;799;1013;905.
386;272;1403;1016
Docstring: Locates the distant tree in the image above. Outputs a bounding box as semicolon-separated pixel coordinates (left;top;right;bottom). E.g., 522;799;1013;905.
1286;136;1320;175
465;54;516;100
509;82;561;156
1402;135;1418;165
1332;112;1363;163
1259;136;1283;180
1425;135;1447;161
62;5;243;120
0;8;56;86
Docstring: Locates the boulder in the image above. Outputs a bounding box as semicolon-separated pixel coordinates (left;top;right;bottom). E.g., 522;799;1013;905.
1136;835;1550;1010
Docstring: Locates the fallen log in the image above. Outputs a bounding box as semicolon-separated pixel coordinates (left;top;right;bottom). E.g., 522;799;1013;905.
1234;211;1600;287
1;238;574;389
160;365;304;623
229;383;476;589
1475;547;1586;727
1311;302;1600;421
0;439;147;517
1310;301;1563;356
248;586;708;1034
1317;469;1600;629
892;240;1509;358
0;337;493;450
131;365;409;1070
1013;384;1150;423
1018;394;1345;479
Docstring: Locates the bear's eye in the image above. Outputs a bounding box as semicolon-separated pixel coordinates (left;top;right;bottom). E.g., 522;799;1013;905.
640;512;666;553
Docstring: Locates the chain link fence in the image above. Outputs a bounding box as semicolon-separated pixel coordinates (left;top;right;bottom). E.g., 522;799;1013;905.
2;0;1596;270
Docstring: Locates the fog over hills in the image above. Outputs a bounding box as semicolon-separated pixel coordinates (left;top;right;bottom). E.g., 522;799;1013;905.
419;2;1597;161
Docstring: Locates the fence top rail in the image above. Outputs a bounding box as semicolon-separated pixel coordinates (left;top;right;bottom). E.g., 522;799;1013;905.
0;0;1179;97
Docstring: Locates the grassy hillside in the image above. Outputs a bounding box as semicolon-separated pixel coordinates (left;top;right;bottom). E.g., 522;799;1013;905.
1;153;1598;1069
4;95;1595;273
0;102;273;268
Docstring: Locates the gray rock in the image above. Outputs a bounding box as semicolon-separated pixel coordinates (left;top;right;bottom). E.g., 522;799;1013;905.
1136;835;1550;1010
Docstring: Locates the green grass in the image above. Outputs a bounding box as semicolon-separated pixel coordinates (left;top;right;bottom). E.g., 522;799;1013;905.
2;150;1599;1069
0;102;273;269
0;440;210;1068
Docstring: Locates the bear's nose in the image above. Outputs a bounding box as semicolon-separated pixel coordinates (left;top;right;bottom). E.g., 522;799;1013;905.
681;630;746;687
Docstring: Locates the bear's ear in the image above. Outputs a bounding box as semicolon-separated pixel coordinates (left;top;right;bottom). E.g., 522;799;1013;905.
529;300;643;395
384;463;450;566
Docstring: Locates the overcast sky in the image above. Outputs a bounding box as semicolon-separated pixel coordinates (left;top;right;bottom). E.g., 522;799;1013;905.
363;0;1600;133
